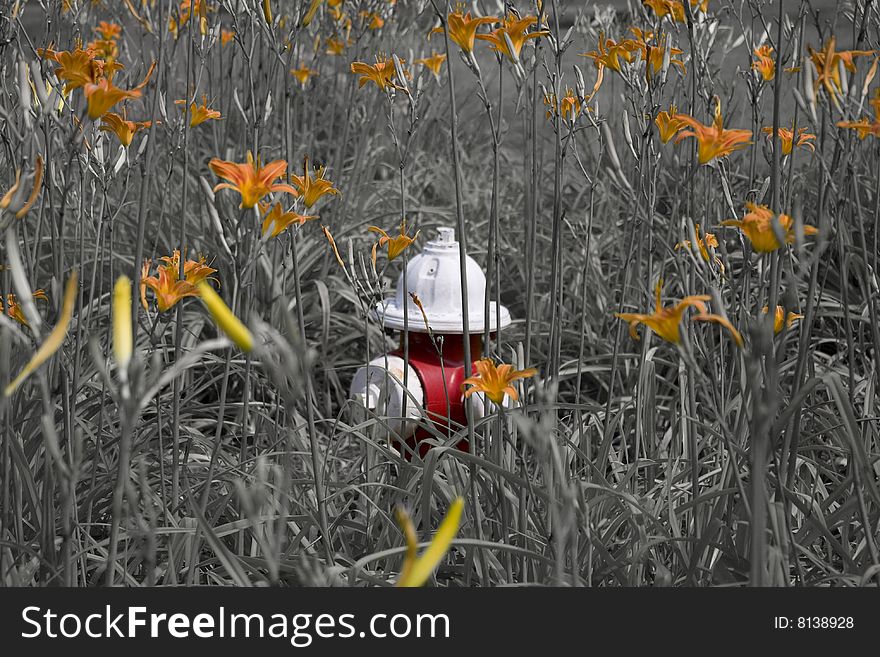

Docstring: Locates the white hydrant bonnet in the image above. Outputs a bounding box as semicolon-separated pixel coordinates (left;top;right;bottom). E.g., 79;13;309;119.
373;227;512;334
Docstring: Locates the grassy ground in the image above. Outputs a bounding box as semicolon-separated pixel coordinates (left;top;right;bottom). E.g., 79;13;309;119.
1;0;879;587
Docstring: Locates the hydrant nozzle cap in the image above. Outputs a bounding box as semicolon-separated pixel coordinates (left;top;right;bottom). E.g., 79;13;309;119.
373;226;512;334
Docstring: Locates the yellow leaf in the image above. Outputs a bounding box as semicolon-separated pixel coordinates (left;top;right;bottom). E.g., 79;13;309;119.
197;281;254;352
397;497;463;587
4;273;77;397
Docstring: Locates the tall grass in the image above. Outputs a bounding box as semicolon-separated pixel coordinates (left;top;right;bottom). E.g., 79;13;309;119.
0;0;879;587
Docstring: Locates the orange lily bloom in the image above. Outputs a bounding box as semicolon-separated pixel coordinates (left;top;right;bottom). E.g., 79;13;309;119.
39;46;122;94
175;95;221;127
169;0;211;38
627;28;685;77
260;202;317;238
141;251;217;312
720;202;818;253
1;155;43;219
762;305;803;334
430;8;497;54
761;125;816;154
2;289;48;326
544;88;582;121
360;11;384;30
809;37;875;101
475;13;548;61
326;37;346;55
290;65;316;86
220;29;235;46
655;105;688;143
350;56;407;92
675;98;752;164
209;151;298;209
580;32;635;73
83;61;155;119
289;157;339;208
462;358;537;406
416;52;447;79
88;39;118;64
95;20;122;40
369;219;419;264
99;112;154;147
675;223;723;272
752;44;775;80
615;281;709;344
616;280;741;346
643;0;685;22
837;117;880;139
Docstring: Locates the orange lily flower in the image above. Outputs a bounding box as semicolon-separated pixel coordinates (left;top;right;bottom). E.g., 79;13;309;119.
39;45;122;93
416;52;447;79
360;11;384;30
290;65;316;86
1;155;44;219
209;151;298;209
220;29;235;46
616;280;741;346
430;7;497;54
289;157;339;208
99;112;154;147
260;202;317;238
2;289;48;326
761;125;816;154
88;38;119;64
809;37;875;101
95;21;122;40
615;281;709;344
720;202;818;253
141;251;217;312
350;56;407;92
544;88;582;121
369;219;419;264
837;117;880;139
175;95;221;127
752;44;775;80
462;358;537;406
675;223;723;272
655;105;688;143
326;37;346;55
628;28;685;77
580;32;635;73
675;98;752;164
643;0;685;22
169;0;211;38
475;13;548;61
83;61;155;119
762;305;803;334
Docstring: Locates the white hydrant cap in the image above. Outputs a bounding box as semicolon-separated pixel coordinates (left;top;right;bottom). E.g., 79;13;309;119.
373;227;512;334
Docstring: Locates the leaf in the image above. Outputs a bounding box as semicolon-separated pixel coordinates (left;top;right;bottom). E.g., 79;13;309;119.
397;497;463;587
5;273;77;397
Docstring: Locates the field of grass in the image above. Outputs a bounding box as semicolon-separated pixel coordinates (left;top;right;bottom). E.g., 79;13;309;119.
1;0;879;587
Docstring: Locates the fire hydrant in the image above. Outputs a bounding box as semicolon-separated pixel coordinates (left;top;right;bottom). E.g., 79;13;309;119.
350;227;511;457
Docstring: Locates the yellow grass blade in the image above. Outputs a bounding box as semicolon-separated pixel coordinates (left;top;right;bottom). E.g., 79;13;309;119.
4;273;77;397
397;497;463;587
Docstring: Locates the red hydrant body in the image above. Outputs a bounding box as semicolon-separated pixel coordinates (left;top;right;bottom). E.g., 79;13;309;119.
350;227;511;459
389;332;483;457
